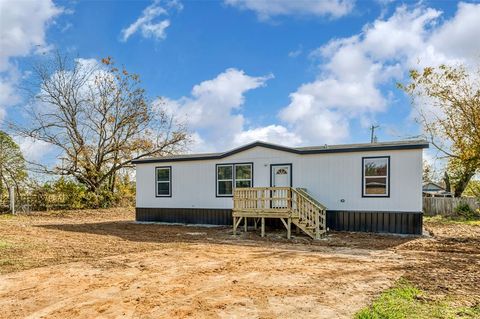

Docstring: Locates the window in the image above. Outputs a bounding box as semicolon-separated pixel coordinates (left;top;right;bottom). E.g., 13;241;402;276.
216;163;253;196
156;166;171;197
217;165;233;197
235;164;252;188
363;157;389;197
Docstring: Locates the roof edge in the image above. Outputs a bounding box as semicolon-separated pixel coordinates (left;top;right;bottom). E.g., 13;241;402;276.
132;140;429;164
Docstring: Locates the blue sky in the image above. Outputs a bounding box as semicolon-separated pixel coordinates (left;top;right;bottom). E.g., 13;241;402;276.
0;0;479;164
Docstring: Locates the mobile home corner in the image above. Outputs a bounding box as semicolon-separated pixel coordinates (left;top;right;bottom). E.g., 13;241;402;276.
133;140;428;236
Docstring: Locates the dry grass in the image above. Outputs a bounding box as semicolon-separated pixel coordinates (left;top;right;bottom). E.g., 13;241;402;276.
0;208;478;318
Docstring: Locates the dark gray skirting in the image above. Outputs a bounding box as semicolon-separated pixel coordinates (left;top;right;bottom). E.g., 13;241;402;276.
136;208;423;235
136;207;233;225
326;210;422;235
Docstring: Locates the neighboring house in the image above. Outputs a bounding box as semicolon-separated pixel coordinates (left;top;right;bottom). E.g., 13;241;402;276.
133;140;428;235
422;182;453;197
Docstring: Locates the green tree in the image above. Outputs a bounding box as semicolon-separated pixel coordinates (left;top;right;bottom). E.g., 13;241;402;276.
464;179;480;198
0;131;27;197
399;63;480;197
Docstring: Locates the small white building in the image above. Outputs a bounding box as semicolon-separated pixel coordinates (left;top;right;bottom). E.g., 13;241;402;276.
422;182;453;197
133;140;428;235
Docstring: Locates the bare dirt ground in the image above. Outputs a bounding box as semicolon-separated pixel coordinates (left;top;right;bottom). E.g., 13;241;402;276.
0;209;478;318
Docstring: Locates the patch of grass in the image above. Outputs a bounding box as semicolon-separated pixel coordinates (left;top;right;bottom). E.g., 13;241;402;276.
0;213;15;220
0;240;12;249
425;215;480;226
355;280;480;319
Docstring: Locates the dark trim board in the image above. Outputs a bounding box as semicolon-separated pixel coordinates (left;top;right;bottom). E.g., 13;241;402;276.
136;208;423;235
132;140;429;164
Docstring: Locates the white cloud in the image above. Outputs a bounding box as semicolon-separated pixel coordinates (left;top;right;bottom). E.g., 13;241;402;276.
361;7;441;61
225;0;355;20
0;0;62;123
15;136;53;162
0;68;21;122
234;125;302;146
429;2;480;63
120;0;181;42
279;2;480;145
159;68;300;151
288;46;303;58
0;0;62;71
140;19;170;40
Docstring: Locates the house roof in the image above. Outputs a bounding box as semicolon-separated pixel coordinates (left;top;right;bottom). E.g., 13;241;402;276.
422;182;446;191
131;139;429;164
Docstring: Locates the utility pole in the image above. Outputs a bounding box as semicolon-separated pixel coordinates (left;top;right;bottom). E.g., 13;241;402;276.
370;125;379;143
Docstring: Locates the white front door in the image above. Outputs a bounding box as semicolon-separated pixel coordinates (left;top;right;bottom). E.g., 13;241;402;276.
272;165;291;187
271;165;291;208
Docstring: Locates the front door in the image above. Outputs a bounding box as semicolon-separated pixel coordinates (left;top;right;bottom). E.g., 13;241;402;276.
271;164;292;208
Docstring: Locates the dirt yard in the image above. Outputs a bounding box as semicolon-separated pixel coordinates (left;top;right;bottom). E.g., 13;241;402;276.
0;209;478;318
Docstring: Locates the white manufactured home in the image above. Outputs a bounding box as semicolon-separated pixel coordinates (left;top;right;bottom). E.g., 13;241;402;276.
133;140;428;237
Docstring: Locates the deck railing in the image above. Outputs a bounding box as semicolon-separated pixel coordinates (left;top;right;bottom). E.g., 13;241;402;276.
233;187;292;212
233;187;327;239
291;188;327;238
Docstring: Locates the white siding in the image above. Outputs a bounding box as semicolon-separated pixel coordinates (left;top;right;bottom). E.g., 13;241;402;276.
136;146;423;212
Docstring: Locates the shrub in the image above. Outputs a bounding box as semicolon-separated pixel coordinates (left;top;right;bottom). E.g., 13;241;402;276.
22;175;135;211
454;202;479;219
52;178;87;209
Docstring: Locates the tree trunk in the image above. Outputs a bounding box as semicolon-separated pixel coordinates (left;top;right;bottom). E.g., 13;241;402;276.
0;172;3;198
443;172;451;193
453;169;476;197
110;173;116;193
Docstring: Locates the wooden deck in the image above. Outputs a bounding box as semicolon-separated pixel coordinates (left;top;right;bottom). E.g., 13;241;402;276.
232;187;327;239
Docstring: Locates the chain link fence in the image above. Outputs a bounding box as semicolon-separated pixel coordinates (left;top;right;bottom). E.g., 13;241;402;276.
0;193;71;214
0;194;9;213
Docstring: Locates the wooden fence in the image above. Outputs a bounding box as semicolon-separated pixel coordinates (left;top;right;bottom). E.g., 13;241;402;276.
423;197;480;216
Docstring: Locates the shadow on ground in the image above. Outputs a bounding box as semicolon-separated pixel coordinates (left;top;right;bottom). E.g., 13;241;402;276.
38;220;415;251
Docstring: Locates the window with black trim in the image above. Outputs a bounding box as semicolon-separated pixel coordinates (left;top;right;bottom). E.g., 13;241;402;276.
156;166;171;197
217;165;233;197
362;157;389;197
217;163;252;196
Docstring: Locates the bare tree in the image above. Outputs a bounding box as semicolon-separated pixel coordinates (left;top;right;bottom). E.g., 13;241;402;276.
14;53;188;195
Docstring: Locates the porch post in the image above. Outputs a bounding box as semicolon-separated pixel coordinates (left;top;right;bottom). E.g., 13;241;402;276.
287;217;291;239
261;217;265;237
233;216;237;236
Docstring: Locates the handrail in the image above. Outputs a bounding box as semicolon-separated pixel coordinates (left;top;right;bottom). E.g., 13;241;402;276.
291;188;323;236
296;188;327;210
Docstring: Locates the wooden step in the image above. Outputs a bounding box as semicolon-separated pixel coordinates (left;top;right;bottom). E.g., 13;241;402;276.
291;220;315;239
